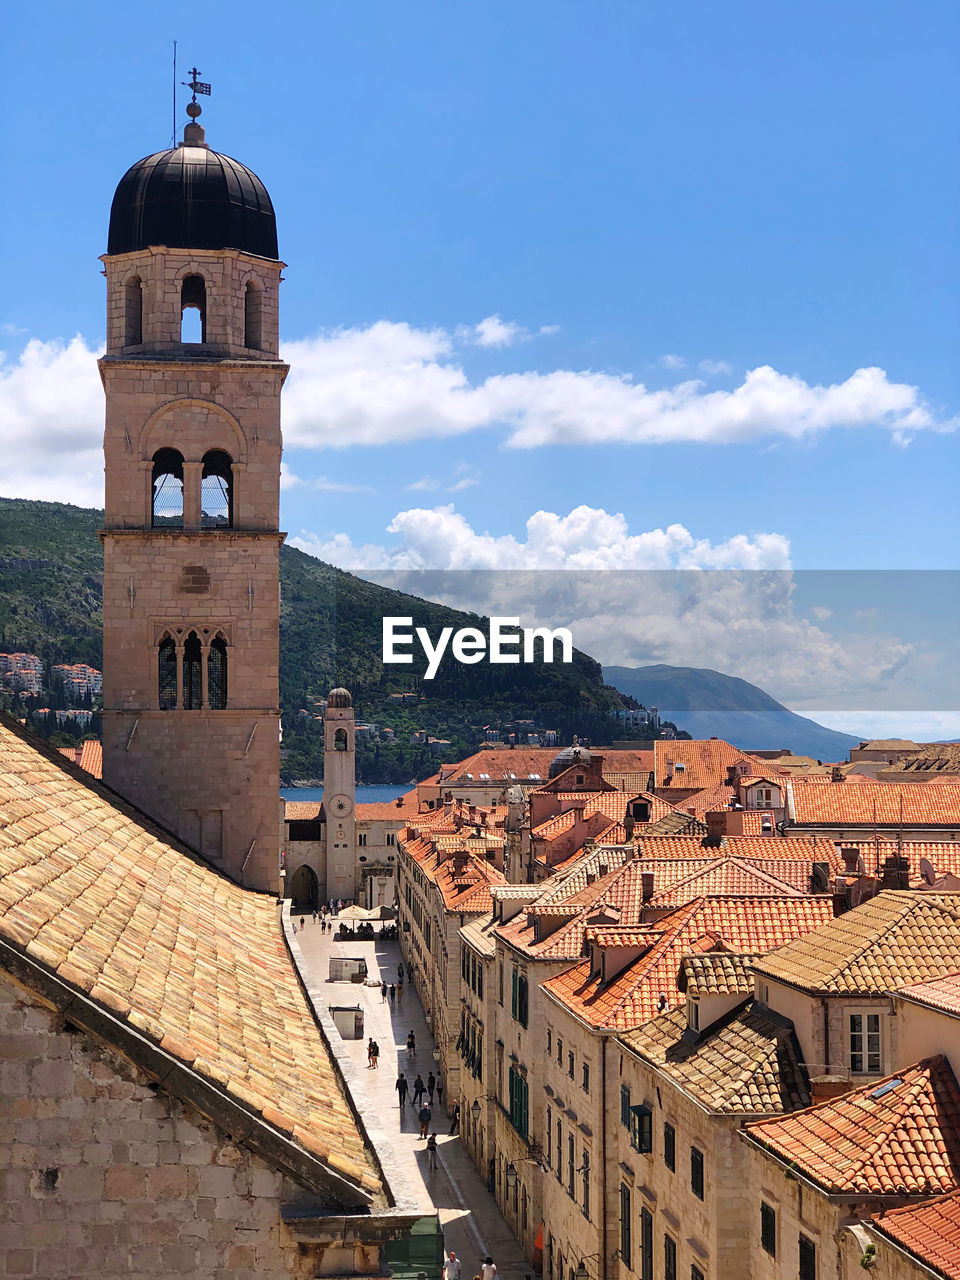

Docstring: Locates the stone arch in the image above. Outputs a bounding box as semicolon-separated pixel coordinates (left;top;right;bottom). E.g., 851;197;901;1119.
289;864;319;912
139;399;247;467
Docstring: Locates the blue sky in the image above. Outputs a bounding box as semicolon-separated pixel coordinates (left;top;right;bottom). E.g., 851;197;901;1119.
1;1;958;727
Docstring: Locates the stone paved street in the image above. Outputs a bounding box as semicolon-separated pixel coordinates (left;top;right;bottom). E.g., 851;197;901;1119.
285;909;531;1279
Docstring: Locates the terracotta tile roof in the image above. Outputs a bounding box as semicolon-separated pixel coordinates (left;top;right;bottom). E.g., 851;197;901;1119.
0;717;380;1196
754;892;960;994
445;748;657;786
786;781;960;826
355;787;422;821
641;810;709;837
654;740;780;792
604;770;655;793
897;971;960;1017
285;800;323;821
823;840;960;887
541;895;833;1026
56;740;104;780
870;1188;960;1279
536;845;636;905
620;1002;810;1115
645;857;805;904
744;1058;960;1197
398;826;506;913
678;952;764;997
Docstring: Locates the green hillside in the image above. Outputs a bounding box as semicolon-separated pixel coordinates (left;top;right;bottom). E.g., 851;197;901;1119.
0;497;647;782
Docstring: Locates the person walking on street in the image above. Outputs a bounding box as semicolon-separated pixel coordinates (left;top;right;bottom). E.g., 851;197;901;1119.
427;1131;438;1172
367;1038;377;1068
418;1103;432;1139
370;1040;380;1069
412;1074;426;1105
395;1072;408;1108
389;984;396;1006
480;1258;497;1280
397;980;404;1007
381;981;388;1003
436;1078;444;1107
448;1102;460;1134
406;1030;416;1059
398;963;404;983
443;1251;462;1280
427;1071;436;1103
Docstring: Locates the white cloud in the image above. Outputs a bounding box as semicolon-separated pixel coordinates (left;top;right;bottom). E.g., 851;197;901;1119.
280;321;956;451
472;315;527;349
279;462;302;490
659;354;687;370
290;503;791;572
0;336;105;506
1;320;955;509
811;605;833;621
698;359;733;376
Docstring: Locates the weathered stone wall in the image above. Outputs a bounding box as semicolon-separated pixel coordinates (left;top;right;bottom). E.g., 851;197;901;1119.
0;971;321;1279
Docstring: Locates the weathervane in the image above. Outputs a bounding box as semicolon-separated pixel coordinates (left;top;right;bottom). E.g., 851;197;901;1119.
182;66;211;120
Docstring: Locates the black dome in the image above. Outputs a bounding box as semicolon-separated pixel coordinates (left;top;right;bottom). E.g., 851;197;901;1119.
548;744;593;780
107;142;278;259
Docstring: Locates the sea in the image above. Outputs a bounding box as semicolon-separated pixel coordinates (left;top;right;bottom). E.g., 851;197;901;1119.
279;784;413;804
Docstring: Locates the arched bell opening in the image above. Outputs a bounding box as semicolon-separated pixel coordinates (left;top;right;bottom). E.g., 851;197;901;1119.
180;274;206;343
151;448;184;527
201;450;233;528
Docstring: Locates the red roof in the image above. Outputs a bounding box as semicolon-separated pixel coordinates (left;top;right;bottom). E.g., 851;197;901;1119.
654;740;780;792
898;971;960;1017
541;894;833;1028
871;1188;960;1279
744;1057;960;1197
787;782;960;826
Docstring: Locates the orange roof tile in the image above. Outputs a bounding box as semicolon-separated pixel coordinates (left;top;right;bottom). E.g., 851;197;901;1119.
355;787;422;821
787;781;960;826
754;892;960;995
654;740;780;792
542;895;833;1027
0;717;380;1197
870;1188;960;1279
898;971;960;1017
645;857;806;904
744;1058;960;1197
285;800;323;821
77;739;103;779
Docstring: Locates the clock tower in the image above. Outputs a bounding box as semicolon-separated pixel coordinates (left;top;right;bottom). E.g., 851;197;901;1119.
324;688;357;900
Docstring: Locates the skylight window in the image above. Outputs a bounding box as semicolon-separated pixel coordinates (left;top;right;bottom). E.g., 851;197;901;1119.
870;1078;902;1099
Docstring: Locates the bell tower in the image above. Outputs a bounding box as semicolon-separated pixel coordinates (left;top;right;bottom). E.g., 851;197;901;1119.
99;88;286;891
323;689;357;901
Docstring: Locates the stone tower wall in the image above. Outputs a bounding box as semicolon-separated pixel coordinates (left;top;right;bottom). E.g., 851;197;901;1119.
100;244;286;893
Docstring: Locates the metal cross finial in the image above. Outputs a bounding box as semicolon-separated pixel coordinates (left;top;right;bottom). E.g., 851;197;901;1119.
182;66;212;104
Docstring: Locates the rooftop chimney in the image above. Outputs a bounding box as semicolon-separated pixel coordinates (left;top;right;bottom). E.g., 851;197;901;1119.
641;870;655;902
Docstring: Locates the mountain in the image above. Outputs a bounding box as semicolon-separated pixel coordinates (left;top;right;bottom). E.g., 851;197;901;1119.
0;497;630;782
603;664;862;761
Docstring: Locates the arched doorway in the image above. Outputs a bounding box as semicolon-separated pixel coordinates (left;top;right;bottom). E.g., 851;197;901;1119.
289;864;319;912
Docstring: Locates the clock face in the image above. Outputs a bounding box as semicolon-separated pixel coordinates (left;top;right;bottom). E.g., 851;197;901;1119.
330;793;353;817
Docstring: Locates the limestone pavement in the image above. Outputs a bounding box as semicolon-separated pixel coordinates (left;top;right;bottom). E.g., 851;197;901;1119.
287;910;531;1279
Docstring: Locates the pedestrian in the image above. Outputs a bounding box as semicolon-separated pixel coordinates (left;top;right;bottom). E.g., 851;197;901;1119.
398;963;405;983
395;1072;408;1108
418;1103;432;1139
381;981;388;1003
412;1073;426;1105
427;1131;438;1171
427;1071;436;1103
397;980;404;1007
406;1030;416;1059
443;1251;462;1280
448;1102;460;1135
389;984;396;1006
367;1038;377;1068
436;1078;444;1106
480;1258;497;1280
370;1040;380;1069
